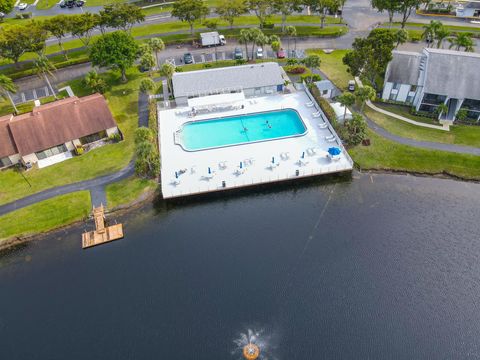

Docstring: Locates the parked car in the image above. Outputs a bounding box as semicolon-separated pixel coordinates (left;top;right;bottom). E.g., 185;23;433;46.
276;48;286;59
18;3;28;10
234;47;243;60
183;53;193;64
256;47;263;59
348;80;355;92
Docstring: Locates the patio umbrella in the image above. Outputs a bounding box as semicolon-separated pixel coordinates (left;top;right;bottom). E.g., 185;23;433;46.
175;171;178;179
301;151;305;159
328;147;341;156
240;161;243;169
208;167;211;174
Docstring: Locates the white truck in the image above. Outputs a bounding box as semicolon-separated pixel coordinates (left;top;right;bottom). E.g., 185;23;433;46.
200;32;226;47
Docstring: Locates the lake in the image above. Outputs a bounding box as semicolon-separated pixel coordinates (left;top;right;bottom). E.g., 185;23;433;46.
1;173;480;359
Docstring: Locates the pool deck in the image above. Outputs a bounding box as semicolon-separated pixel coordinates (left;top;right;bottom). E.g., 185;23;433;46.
159;91;353;199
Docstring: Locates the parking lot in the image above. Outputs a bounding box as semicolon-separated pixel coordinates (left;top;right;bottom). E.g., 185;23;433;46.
161;48;305;67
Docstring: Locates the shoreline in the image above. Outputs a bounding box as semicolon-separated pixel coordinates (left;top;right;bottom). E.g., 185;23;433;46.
1;169;479;252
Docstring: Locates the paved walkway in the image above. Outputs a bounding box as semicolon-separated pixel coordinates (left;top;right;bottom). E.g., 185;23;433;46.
365;116;480;156
0;162;135;216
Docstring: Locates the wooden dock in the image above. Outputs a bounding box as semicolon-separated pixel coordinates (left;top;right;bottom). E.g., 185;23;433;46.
82;205;124;249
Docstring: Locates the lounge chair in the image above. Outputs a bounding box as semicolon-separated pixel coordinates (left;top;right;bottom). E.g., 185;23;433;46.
312;112;322;118
326;136;337;143
219;161;228;170
318;122;328;129
171;179;181;186
306;148;317;156
280;152;290;161
297;159;309;167
234;168;246;176
305;101;314;107
268;162;280;170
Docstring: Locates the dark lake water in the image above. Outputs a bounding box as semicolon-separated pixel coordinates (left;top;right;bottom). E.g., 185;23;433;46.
1;173;480;359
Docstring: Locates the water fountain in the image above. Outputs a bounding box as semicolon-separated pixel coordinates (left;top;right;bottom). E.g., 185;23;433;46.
233;328;276;360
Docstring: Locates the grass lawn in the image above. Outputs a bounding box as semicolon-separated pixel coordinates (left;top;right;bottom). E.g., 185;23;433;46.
349;129;480;180
365;107;480;148
306;49;351;90
106;176;158;209
395;22;480;33
0;68;146;206
373;102;439;125
0;191;91;242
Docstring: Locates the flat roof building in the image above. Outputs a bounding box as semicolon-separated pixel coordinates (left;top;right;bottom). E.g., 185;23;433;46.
172;62;286;105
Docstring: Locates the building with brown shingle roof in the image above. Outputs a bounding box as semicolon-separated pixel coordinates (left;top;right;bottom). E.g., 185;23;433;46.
0;94;119;169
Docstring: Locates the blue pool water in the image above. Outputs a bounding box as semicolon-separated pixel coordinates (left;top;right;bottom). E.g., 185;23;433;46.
180;109;307;151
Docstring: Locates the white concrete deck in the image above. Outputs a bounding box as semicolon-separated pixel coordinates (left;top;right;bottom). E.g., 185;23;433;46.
159;91;353;199
37;151;73;169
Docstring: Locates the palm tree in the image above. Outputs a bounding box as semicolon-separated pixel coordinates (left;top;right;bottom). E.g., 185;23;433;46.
337;92;355;122
147;37;165;69
448;32;475;52
238;29;252;61
422;20;442;47
435;102;448;118
33;55;57;99
161;62;175;95
302;54;321;84
285;25;296;56
435;27;450;48
0;74;18;114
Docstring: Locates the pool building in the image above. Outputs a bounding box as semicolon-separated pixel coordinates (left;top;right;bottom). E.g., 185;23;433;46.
159;63;353;198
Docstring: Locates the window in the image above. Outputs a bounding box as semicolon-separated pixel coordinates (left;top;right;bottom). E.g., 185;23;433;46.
406;95;414;104
322;90;328;95
421;93;446;105
0;156;12;168
35;144;68;160
393;83;401;90
410;85;417;93
80;130;107;145
389;92;397;101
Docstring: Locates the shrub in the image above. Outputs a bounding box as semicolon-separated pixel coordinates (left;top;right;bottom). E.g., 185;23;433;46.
310;85;337;126
261;22;274;29
286;58;299;66
75;146;84;155
109;133;122;143
284;65;307;74
203;63;212;68
21;12;32;19
235;59;246;65
139;78;156;93
174;67;184;72
148;99;158;137
343;113;367;146
300;73;322;83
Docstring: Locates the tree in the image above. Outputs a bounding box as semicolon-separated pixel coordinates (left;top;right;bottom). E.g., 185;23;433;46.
344;113;366;146
254;32;269;58
247;28;264;59
34;55;57;98
84;70;107;94
354;85;375;110
273;0;301;31
140;51;156;74
398;0;426;29
456;108;468;122
42;15;73;60
302;54;321;83
304;0;335;28
161;62;175;95
422;20;441;47
147;37;165;68
343;29;396;89
0;0;15;15
134;127;159;178
435;102;448;118
98;3;145;33
216;0;248;29
89;31;139;82
285;25;296;54
435;26;450;49
203;19;218;30
332;0;346;20
171;0;209;35
238;28;252;60
246;0;273;26
269;35;281;52
448;32;475;52
0;23;47;68
370;0;400;26
0;74;18;114
70;13;98;47
394;28;408;48
337;92;355;121
139;78;156;94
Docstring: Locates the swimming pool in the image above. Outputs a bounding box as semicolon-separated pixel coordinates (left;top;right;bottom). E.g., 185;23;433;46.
178;108;307;151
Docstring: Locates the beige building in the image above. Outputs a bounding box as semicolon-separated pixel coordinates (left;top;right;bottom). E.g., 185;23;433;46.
0;94;119;169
